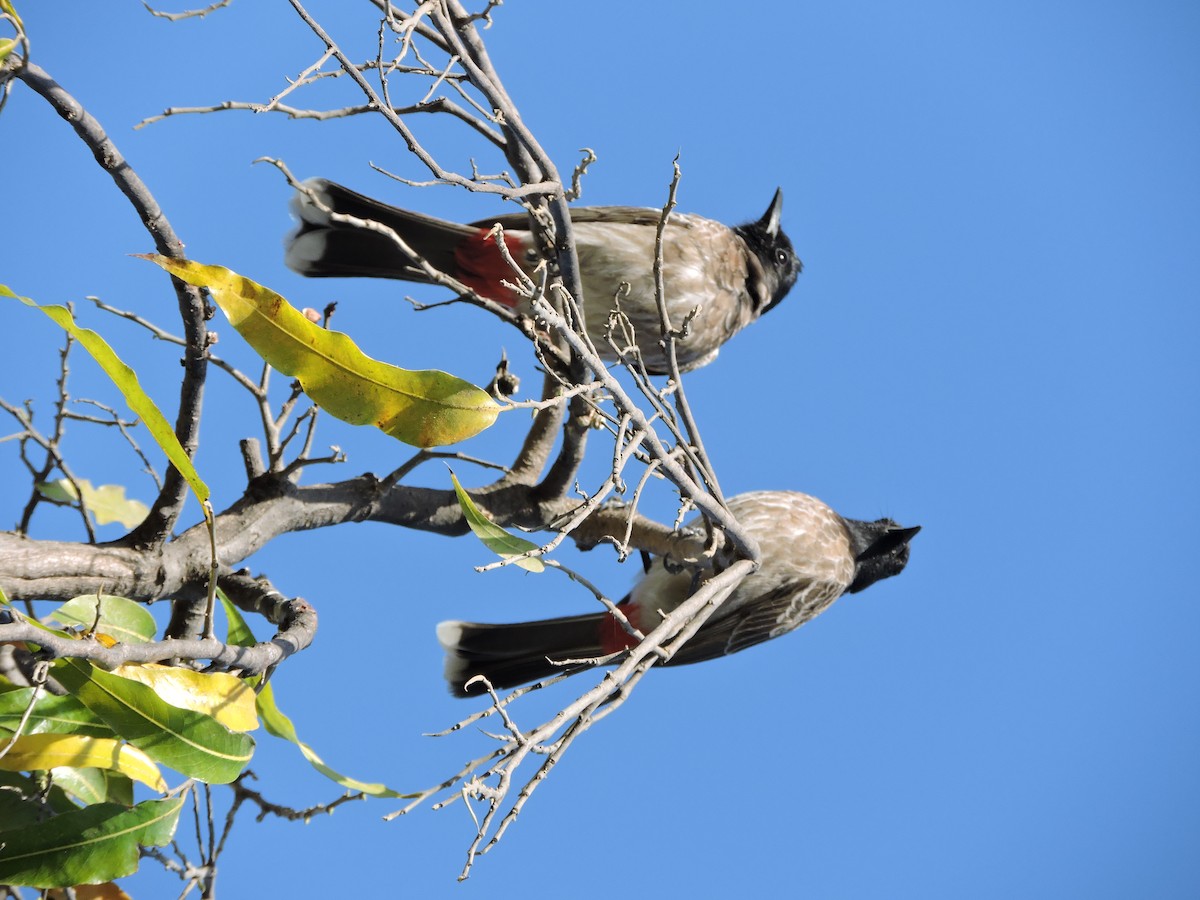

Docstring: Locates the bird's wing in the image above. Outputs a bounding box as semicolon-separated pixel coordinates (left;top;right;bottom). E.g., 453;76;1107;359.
664;579;845;667
468;206;666;231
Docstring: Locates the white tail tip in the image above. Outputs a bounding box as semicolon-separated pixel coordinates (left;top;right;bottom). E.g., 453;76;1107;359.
289;178;334;225
436;620;465;651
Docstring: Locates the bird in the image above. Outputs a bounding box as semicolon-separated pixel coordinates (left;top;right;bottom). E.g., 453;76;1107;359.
284;179;802;374
437;491;919;696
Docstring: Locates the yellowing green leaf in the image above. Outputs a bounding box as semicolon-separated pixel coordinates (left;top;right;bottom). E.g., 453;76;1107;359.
257;681;408;798
111;664;257;733
0;2;21;66
1;284;209;505
36;479;149;529
53;659;254;784
0;733;166;791
47;595;157;644
0;0;23;28
451;471;545;572
139;255;501;447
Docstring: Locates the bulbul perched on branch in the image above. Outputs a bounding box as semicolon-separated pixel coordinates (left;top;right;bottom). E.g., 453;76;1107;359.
437;491;919;696
284;179;802;373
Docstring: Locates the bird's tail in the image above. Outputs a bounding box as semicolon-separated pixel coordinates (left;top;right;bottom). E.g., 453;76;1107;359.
437;614;615;697
285;178;474;282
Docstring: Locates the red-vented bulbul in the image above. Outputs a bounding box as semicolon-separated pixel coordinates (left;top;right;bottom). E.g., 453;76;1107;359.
285;179;802;373
437;491;919;696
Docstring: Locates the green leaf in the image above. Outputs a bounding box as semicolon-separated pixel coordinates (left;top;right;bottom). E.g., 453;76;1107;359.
0;690;114;738
52;659;253;785
0;796;184;888
257;681;407;798
218;589;257;648
0;771;80;828
103;770;135;808
451;471;545;572
47;595;157;644
1;284;210;505
48;767;134;808
49;766;110;807
36;479;149;529
138;256;501;448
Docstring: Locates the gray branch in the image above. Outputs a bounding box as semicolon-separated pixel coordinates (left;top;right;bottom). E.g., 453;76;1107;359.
15;62;210;545
0;571;315;674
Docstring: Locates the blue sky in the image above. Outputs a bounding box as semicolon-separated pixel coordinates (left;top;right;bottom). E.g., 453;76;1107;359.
3;1;1198;896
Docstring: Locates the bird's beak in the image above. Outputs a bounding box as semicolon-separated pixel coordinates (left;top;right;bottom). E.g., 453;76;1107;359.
759;188;784;238
858;524;921;561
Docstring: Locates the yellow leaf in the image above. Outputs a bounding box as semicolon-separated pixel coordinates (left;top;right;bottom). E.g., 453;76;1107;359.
36;479;149;528
138;256;501;448
0;733;166;792
111;664;258;733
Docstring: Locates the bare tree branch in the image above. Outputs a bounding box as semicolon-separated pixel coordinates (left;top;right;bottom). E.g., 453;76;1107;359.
15;62;211;545
0;572;315;674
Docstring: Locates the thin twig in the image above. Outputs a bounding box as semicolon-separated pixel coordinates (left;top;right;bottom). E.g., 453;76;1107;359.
141;0;232;22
